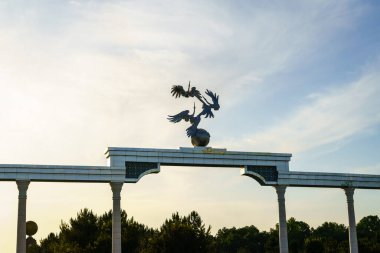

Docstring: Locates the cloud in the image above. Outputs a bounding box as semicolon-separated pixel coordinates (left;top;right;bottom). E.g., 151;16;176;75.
351;163;380;174
0;0;371;164
239;66;380;153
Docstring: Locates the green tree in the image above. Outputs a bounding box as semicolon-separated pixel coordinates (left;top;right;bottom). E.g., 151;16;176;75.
215;225;267;253
39;233;59;253
60;208;99;252
94;210;153;253
357;215;380;239
312;222;348;253
142;211;213;253
35;209;380;253
287;217;311;253
357;215;380;253
304;237;324;253
26;244;41;253
38;209;151;253
262;228;279;253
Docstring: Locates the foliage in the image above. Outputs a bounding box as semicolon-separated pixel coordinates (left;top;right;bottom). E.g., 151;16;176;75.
28;211;380;253
287;217;311;253
310;222;348;253
141;211;214;253
304;237;323;253
31;208;152;253
215;225;265;253
357;215;380;253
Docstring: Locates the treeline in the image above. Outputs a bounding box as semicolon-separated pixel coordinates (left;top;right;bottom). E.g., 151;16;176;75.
27;209;380;253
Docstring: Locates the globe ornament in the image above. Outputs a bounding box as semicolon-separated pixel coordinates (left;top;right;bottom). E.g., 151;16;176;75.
168;82;220;147
191;129;210;147
26;221;38;236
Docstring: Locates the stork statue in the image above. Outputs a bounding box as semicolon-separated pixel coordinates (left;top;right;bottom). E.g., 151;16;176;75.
168;81;220;147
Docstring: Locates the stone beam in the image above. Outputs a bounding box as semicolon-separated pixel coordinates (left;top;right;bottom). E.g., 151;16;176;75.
0;165;123;182
241;169;380;189
277;171;380;189
105;147;291;170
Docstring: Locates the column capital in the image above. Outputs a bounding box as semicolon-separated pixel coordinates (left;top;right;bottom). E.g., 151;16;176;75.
344;187;355;196
275;185;287;201
275;185;287;194
110;182;123;201
344;187;355;203
110;182;123;192
16;180;30;199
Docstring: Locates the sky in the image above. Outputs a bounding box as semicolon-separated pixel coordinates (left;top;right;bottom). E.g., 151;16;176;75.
1;0;380;251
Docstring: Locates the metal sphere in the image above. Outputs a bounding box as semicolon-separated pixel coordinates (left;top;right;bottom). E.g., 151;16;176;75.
26;221;38;236
191;129;210;147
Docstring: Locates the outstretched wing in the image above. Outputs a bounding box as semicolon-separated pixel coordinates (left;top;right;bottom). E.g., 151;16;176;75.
190;87;202;100
186;125;197;137
204;89;220;110
171;85;186;98
167;110;190;123
201;104;215;118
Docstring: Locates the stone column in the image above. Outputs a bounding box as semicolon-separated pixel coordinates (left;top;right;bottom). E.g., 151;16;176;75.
110;182;124;253
16;180;30;253
275;185;289;253
344;188;358;253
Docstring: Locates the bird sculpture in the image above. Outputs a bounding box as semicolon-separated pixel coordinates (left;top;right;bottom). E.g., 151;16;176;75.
168;82;220;147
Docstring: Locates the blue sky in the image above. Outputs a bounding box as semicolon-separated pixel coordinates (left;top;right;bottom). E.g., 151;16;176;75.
1;1;380;252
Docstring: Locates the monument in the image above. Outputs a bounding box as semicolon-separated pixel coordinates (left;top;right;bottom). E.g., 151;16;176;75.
168;82;220;147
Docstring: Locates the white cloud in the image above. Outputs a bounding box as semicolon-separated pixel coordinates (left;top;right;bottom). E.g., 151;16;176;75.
240;67;380;153
351;163;380;174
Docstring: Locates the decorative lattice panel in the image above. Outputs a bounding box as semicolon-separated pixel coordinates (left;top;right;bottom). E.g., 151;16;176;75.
246;165;278;182
125;162;158;179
